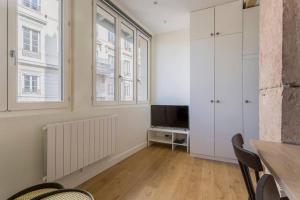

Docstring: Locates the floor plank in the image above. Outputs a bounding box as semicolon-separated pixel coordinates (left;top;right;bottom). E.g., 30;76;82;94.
80;145;248;200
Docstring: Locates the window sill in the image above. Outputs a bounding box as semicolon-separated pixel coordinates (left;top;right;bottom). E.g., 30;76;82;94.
0;107;72;119
92;102;150;109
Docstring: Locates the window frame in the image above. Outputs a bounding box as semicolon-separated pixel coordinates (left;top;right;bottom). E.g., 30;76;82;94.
119;19;136;105
7;0;71;111
93;2;119;106
93;1;151;107
0;0;7;112
136;31;151;104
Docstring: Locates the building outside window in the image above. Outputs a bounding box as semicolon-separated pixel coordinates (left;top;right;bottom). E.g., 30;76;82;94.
16;0;63;102
95;6;116;102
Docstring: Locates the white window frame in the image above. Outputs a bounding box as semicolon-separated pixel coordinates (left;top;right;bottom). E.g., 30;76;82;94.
22;26;40;54
0;0;7;111
93;2;119;106
119;19;136;105
7;0;71;111
93;1;151;107
136;31;151;104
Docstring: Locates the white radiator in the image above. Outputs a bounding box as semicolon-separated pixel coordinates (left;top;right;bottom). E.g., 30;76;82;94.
45;115;118;182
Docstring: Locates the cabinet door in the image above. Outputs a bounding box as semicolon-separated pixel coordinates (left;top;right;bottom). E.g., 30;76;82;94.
190;38;215;157
190;8;214;40
215;33;243;160
215;0;242;36
243;55;259;150
243;6;259;55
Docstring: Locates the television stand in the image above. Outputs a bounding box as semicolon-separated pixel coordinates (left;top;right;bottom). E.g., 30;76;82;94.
147;127;190;153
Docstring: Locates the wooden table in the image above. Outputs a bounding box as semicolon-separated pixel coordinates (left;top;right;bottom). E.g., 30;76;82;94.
251;140;300;200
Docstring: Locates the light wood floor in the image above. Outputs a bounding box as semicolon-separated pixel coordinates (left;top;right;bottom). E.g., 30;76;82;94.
80;145;247;200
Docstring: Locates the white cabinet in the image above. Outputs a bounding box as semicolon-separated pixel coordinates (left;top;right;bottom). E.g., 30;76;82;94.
243;55;259;150
190;38;215;157
215;34;243;159
190;8;214;40
190;0;244;162
243;7;259;55
215;0;243;36
243;7;260;150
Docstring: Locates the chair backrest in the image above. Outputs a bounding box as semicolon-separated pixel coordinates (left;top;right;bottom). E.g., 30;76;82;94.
256;174;281;200
232;133;264;200
31;189;94;200
7;182;64;200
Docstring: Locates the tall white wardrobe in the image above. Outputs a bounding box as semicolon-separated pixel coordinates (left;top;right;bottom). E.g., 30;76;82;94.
190;1;259;162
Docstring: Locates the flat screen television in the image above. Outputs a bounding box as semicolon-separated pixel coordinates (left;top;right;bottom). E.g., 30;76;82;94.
151;105;189;129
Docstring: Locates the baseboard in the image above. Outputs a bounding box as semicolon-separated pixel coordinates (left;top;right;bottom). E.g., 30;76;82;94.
58;142;147;188
190;153;238;164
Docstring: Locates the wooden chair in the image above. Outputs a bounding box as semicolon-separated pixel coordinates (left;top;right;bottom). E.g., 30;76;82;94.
256;174;289;200
232;133;264;200
32;189;94;200
7;183;64;200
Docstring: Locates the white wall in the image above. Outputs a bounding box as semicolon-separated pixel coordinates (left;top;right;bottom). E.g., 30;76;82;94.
152;29;190;105
0;0;150;199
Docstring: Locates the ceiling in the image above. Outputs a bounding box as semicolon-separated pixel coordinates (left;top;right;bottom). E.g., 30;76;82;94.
112;0;236;34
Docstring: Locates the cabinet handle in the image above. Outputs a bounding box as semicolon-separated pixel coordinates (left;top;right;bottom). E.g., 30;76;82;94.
210;33;214;37
216;100;220;103
216;32;220;36
245;100;250;103
210;100;214;103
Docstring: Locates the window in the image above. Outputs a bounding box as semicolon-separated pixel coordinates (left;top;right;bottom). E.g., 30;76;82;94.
93;3;150;106
6;0;70;110
108;31;115;43
23;0;41;11
95;6;117;103
137;33;150;102
23;74;40;94
22;27;40;54
120;22;135;102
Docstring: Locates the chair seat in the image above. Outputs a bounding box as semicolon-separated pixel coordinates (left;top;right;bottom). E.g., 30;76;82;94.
31;189;94;200
41;192;92;200
14;189;58;200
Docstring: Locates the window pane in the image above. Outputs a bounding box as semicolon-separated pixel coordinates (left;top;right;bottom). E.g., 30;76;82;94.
120;23;134;101
17;0;63;102
23;75;31;93
31;30;39;53
22;27;30;51
95;6;116;102
137;35;148;102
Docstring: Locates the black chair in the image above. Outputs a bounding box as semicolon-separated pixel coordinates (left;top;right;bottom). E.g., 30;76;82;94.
7;182;64;200
256;174;289;200
232;133;264;200
32;189;94;200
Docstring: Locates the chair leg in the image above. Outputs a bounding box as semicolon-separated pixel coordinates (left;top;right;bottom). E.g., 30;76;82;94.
238;162;255;200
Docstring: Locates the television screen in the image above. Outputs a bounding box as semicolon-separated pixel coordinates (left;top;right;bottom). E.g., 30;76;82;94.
151;105;189;129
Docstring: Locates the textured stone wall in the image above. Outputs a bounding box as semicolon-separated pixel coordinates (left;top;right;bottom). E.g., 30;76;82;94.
259;0;283;142
281;0;300;144
260;0;300;144
282;0;300;85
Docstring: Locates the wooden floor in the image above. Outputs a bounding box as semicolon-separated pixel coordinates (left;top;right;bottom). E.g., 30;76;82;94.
80;145;247;200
